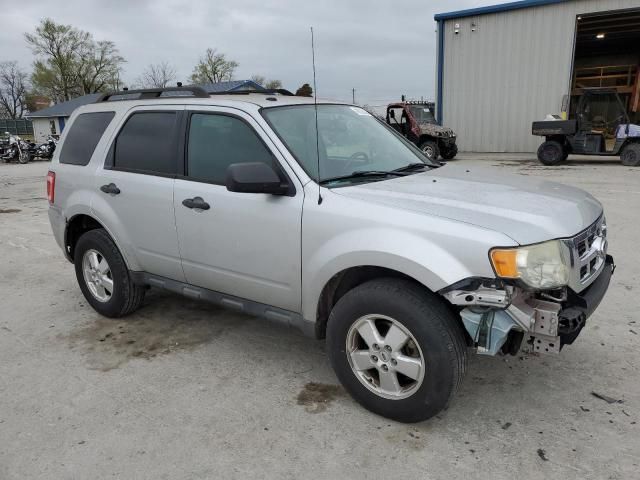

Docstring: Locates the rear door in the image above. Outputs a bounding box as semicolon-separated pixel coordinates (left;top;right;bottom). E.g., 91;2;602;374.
94;106;185;281
173;107;303;312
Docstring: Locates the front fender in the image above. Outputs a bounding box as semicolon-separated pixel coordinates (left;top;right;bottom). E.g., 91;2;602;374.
301;185;518;324
302;227;490;323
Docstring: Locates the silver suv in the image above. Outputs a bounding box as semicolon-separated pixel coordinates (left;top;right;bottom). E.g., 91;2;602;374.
47;87;614;422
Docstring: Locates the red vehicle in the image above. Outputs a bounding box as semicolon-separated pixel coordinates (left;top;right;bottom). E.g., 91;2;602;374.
386;101;458;160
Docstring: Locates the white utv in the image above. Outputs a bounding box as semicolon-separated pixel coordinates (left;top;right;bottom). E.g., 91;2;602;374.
47;87;614;422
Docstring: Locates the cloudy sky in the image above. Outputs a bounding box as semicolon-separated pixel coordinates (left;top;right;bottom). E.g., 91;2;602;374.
0;0;487;106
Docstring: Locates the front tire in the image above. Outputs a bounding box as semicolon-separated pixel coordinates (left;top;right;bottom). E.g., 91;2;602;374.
419;140;439;161
18;151;31;164
537;140;565;165
74;229;145;317
326;278;467;423
440;144;458;160
621;143;640;166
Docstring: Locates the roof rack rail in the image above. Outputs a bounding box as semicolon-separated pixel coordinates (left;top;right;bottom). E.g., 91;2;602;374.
95;86;209;103
208;88;295;96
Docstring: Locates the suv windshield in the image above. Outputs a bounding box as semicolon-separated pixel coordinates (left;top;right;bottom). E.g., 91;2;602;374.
262;104;436;185
409;105;436;124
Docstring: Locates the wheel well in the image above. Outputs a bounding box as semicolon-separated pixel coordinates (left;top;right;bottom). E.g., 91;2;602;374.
418;135;436;146
315;266;425;339
545;135;568;146
65;214;104;261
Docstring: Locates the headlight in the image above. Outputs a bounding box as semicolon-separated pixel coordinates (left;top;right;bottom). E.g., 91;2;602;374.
489;240;569;289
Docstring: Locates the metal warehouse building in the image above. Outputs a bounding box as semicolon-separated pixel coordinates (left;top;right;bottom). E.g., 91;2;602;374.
435;0;640;152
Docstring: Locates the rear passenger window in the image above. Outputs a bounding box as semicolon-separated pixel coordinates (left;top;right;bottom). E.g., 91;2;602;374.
60;112;115;166
113;112;178;175
187;113;276;184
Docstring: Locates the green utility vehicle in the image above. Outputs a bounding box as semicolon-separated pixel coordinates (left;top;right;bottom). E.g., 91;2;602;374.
532;89;640;166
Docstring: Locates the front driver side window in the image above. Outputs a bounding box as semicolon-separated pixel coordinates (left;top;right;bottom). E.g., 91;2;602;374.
187;113;277;185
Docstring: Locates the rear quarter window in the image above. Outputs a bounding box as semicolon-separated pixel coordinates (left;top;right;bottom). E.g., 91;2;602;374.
59;112;115;166
112;112;178;175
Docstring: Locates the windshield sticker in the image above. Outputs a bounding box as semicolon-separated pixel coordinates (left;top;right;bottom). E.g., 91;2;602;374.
350;107;371;116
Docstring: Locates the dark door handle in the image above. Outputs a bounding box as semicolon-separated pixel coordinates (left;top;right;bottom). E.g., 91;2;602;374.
100;183;120;195
182;196;210;210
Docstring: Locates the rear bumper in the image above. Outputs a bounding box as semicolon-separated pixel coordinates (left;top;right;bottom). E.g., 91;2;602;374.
48;205;69;260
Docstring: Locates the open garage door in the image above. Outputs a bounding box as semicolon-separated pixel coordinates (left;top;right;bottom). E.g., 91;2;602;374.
570;7;640;138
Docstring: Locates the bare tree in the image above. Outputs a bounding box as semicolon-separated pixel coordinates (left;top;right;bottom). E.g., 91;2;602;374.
265;79;282;90
137;62;177;88
0;61;28;118
77;40;125;94
295;83;313;97
190;48;238;84
251;75;284;90
250;74;266;86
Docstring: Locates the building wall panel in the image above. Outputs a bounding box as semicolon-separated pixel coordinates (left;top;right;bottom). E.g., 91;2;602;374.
439;0;640;152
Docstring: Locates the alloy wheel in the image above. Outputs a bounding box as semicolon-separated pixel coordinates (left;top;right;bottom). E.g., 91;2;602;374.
422;144;435;159
82;249;114;302
346;314;425;400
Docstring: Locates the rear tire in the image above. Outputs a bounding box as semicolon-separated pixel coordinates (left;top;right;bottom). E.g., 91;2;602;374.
621;143;640;166
74;228;145;317
440;144;458;160
419;140;440;161
326;278;467;423
537;140;565;166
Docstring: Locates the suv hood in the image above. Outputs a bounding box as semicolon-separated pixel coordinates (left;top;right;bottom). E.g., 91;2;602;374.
334;165;602;245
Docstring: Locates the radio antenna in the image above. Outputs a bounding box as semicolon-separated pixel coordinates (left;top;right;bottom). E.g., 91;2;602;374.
311;27;322;205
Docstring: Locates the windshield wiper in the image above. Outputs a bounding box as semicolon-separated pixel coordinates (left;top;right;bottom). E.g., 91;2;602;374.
320;170;405;185
392;162;430;173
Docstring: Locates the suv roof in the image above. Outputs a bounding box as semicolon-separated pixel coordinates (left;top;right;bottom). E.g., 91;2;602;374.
88;86;345;110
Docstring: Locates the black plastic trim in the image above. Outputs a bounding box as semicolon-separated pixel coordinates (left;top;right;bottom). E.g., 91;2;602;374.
129;271;314;336
96;86;209;102
566;254;614;319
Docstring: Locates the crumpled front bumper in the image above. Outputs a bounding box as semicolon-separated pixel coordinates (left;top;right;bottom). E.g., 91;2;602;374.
455;255;614;356
567;254;614;319
553;254;614;347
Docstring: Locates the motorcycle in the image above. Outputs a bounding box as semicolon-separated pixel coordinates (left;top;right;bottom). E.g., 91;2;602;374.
30;135;57;161
1;132;31;164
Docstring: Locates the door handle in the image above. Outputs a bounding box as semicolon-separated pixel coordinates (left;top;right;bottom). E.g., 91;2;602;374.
100;183;120;195
182;196;210;210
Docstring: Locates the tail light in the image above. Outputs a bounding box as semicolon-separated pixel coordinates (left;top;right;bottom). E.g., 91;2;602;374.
46;171;56;204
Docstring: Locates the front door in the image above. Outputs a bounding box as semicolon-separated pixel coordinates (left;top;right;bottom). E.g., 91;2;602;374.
173;108;303;312
95;107;185;281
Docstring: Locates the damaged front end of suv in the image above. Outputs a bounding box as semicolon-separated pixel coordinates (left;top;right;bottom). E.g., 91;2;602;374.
441;216;614;356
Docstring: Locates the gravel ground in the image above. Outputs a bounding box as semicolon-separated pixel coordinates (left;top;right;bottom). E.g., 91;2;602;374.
0;154;638;480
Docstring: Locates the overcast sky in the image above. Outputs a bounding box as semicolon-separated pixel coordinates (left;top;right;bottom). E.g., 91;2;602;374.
0;0;487;106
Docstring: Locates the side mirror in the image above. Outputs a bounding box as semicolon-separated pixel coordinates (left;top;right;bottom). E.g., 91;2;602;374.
226;162;291;196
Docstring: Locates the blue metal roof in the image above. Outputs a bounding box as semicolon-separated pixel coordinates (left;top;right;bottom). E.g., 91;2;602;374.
27;93;102;118
434;0;567;21
193;79;266;93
